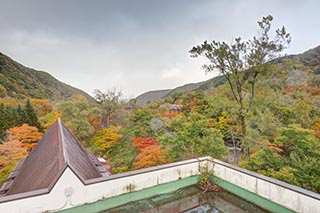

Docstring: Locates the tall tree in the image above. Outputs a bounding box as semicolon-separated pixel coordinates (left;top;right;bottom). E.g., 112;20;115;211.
161;113;228;161
94;89;122;128
190;15;291;156
24;99;43;131
56;95;94;144
0;104;19;141
16;105;27;126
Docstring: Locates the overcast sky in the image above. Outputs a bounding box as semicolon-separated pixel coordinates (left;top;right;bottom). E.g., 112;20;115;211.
0;0;319;98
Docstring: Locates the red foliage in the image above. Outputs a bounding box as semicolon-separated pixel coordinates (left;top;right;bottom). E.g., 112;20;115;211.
132;137;158;152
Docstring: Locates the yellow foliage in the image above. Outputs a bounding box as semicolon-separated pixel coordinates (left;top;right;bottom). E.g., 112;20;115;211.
312;118;320;138
41;111;61;130
91;126;122;157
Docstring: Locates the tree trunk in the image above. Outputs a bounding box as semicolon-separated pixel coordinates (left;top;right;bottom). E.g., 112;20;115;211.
239;114;250;158
106;115;110;128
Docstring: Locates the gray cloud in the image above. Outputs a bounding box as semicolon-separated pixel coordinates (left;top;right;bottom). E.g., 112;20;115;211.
0;0;319;97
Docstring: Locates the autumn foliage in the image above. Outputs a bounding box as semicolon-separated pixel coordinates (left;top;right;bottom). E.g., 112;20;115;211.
132;137;158;152
0;140;28;182
7;124;43;152
90;126;122;157
133;145;170;170
131;137;170;170
41;111;61;130
30;99;54;117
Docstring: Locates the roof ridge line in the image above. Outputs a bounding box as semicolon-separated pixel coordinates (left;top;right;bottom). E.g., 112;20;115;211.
58;118;69;164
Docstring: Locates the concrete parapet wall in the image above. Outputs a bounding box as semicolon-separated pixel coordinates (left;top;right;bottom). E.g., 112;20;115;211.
213;159;320;213
0;157;207;212
0;157;319;213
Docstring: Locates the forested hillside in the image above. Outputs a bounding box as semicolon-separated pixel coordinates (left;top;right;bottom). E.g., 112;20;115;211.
0;52;92;101
136;46;320;107
0;46;319;192
136;74;226;106
136;89;171;106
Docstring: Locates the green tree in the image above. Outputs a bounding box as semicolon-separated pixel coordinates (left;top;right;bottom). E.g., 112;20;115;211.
107;137;136;174
0;84;7;98
0;104;19;141
190;15;291;156
161;113;228;161
0;103;8;141
275;125;320;192
56;95;94;144
94;88;122;128
241;125;320;193
124;109;159;137
24;99;43;131
16;104;27;126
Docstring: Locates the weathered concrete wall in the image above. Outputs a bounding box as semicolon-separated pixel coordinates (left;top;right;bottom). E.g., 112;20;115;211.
0;158;207;213
0;157;319;213
213;159;320;213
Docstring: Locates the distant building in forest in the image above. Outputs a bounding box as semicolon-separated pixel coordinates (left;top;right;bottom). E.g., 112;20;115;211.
168;104;182;113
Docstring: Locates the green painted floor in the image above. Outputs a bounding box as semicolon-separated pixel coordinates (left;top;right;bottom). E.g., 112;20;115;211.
57;175;295;213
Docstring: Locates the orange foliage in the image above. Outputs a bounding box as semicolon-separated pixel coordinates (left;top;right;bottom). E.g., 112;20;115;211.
312;118;320;138
189;98;200;110
160;110;181;119
72;94;87;101
133;145;170;169
7;124;43;152
309;87;320;96
88;115;103;130
174;99;183;105
132;137;157;152
267;142;284;153
30;99;54;117
282;87;295;94
0;140;28;182
0;140;27;168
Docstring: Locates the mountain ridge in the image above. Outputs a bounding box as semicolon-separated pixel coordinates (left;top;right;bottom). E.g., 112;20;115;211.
136;45;320;106
0;52;93;101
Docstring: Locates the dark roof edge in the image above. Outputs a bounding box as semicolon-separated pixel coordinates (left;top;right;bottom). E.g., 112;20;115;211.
0;162;100;204
47;164;69;192
0;164;69;204
213;159;320;201
0;188;49;203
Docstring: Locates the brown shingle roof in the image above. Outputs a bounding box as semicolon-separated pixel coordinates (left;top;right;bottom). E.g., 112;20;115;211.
3;119;103;196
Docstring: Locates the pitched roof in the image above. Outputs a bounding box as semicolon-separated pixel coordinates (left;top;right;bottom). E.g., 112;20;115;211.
2;119;104;196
